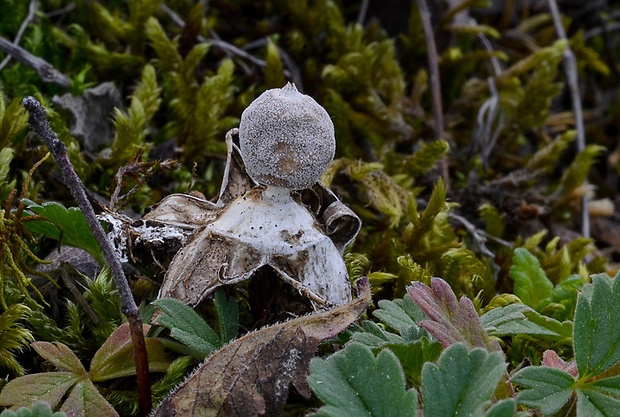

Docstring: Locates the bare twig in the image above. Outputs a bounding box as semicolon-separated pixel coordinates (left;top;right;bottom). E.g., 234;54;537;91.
0;36;70;89
472;25;505;167
548;0;589;238
158;4;300;87
45;1;76;18
449;213;496;258
414;0;451;191
357;0;370;25
0;0;38;71
22;97;152;416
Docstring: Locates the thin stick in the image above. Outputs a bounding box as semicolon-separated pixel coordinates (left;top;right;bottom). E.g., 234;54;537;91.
414;0;451;191
0;0;38;71
158;4;301;87
22;97;152;416
357;0;370;24
548;0;589;238
0;36;70;88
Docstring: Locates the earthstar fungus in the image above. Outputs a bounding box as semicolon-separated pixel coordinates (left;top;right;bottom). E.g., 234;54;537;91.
125;83;360;318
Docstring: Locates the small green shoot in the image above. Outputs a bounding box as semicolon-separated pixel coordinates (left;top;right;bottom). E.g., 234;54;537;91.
152;289;239;360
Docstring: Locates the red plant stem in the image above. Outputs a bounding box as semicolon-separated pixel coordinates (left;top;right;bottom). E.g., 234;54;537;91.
415;0;451;191
23;97;152;416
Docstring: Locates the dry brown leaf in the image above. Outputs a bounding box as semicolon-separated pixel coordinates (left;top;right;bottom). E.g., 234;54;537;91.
152;279;371;417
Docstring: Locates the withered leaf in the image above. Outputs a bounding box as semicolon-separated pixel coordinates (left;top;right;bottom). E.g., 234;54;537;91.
152;279;371;417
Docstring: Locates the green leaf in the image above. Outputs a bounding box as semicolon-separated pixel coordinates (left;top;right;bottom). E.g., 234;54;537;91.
152;298;221;359
478;203;505;238
60;380;118;417
405;140;450;177
31;342;87;376
89;323;171;381
554;144;605;200
0;98;29;149
372;296;426;338
481;303;572;340
351;320;410;347
145;17;181;72
407;278;500;351
308;344;417;417
509;248;553;310
0;304;34;377
0;147;13;183
574;273;620;378
23;200;103;263
575;376;620;416
576;388;620;417
0;372;80;409
264;38;286;89
511;366;574;415
386;339;442;387
214;288;239;344
421;344;505;417
526;131;575;173
482;399;527;417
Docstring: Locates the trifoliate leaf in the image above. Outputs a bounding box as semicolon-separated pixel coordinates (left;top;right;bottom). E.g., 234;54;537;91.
421;343;506;417
509;248;553;311
511;366;574;415
23;200;103;263
309;344;417;417
407;278;500;351
152;298;221;359
574;273;620;378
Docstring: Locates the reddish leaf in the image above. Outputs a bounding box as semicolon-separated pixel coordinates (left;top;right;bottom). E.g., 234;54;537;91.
153;279;371;417
60;380;119;417
407;278;500;352
0;372;80;409
90;322;171;381
32;342;87;375
542;350;578;377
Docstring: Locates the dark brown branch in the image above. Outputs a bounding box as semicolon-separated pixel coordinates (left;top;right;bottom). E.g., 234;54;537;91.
0;36;70;89
548;0;589;238
22;97;151;416
414;0;451;191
